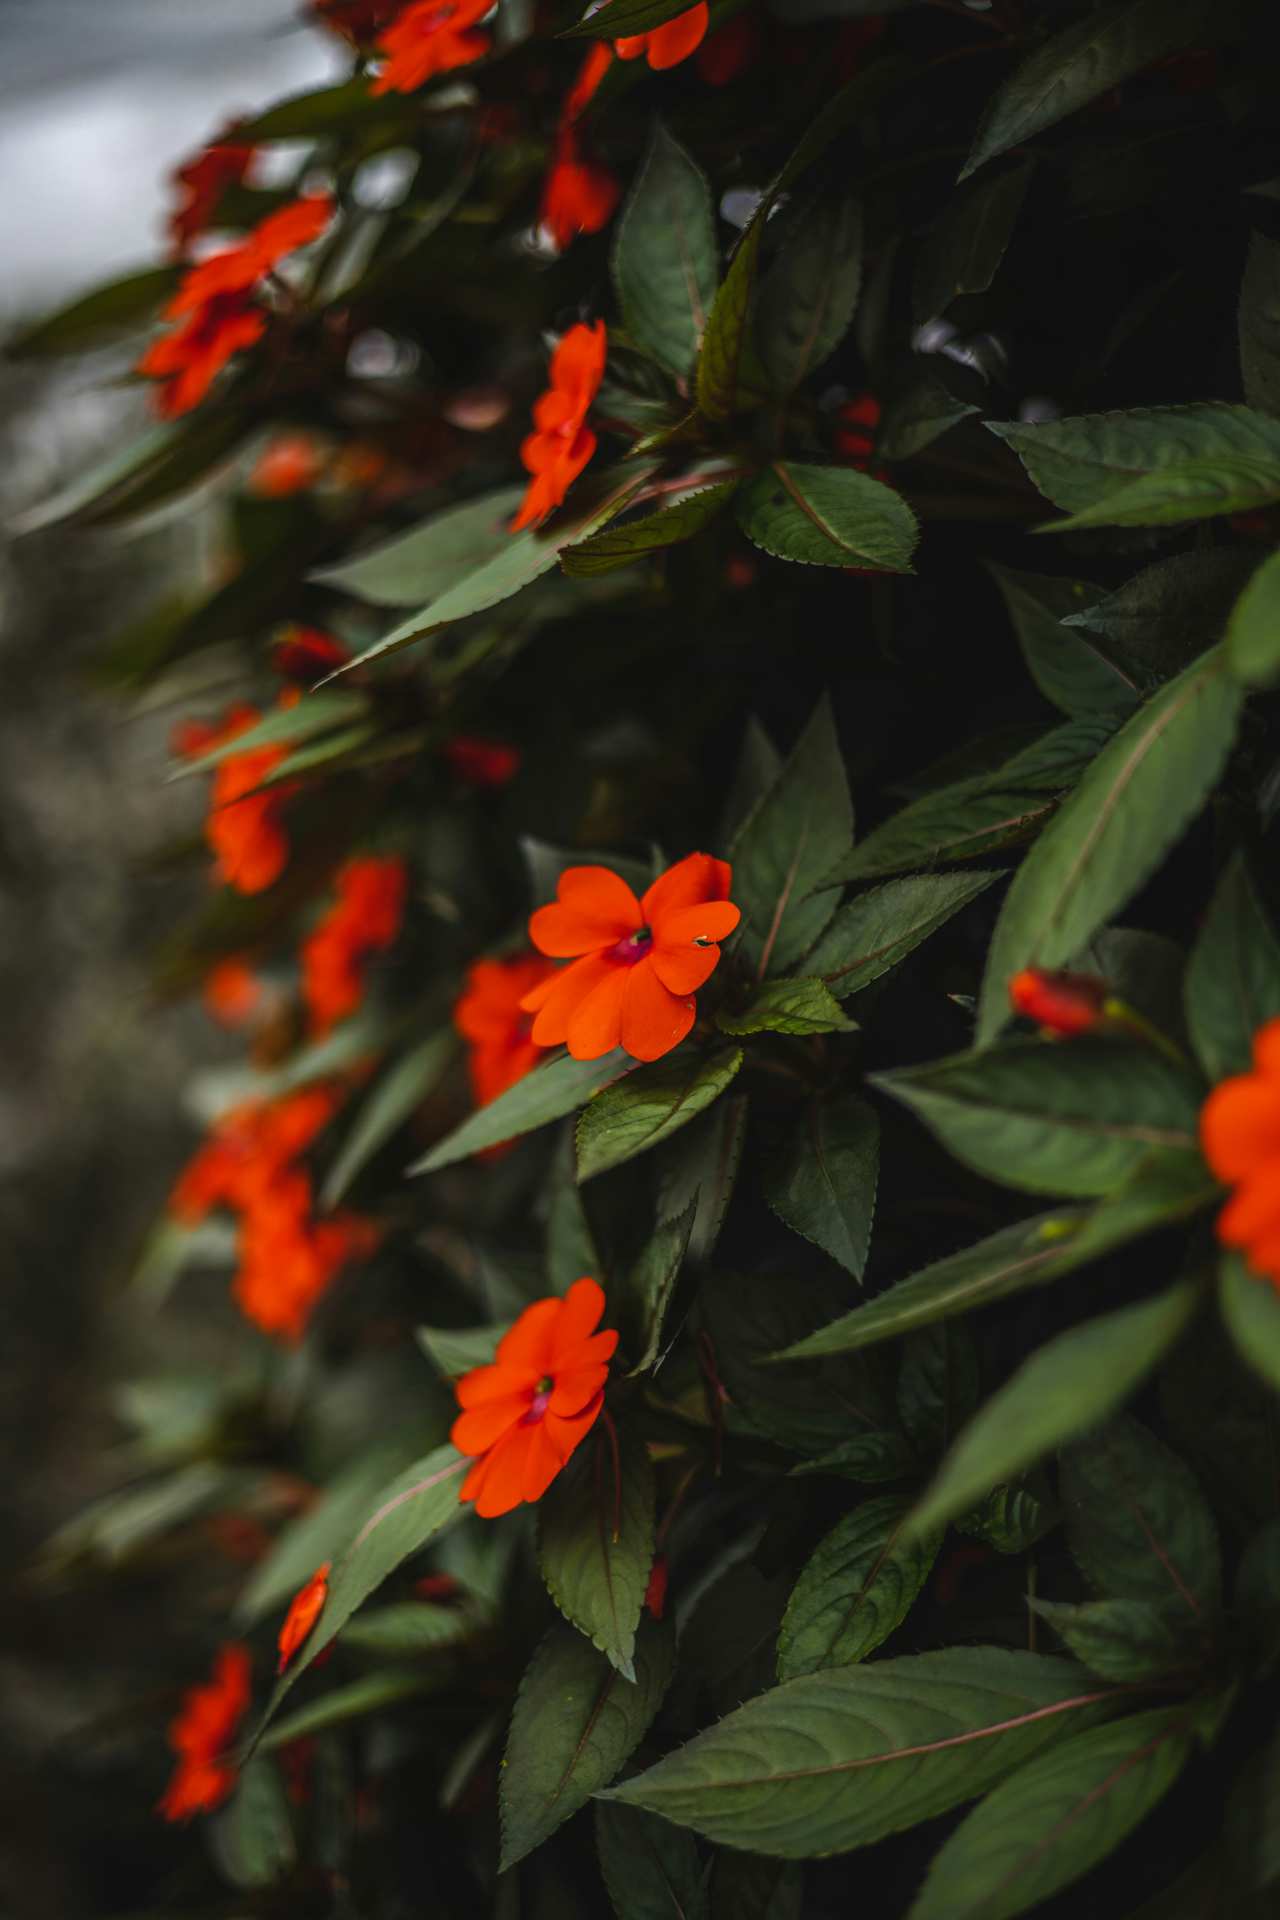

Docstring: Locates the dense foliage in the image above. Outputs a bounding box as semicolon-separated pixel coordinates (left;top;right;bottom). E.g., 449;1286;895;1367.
19;0;1280;1911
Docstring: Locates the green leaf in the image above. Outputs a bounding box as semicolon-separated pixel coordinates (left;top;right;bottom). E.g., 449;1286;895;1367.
710;1853;802;1920
989;403;1280;523
756;192;863;394
874;1037;1201;1200
623;1199;697;1374
877;375;979;463
561;481;740;577
961;0;1245;180
412;1050;636;1174
613;123;718;379
908;1709;1193;1920
1220;1251;1280;1395
794;1430;922;1485
656;1094;748;1268
1060;1415;1222;1619
576;1047;744;1182
17;407;252;532
1185;856;1280;1083
730;694;854;973
235;1443;419;1624
251;1445;468;1738
1240;230;1280;418
835;720;1113;882
958;1479;1058;1556
324;1031;456;1206
903;1284;1197;1540
987;564;1140;720
209;1758;295;1889
340;1601;473;1655
260;1668;437;1750
718;977;855;1036
776;1495;941;1681
697;216;765;422
1226;548;1280;687
167;690;369;779
563;0;701;35
7;263;179;358
500;1617;675;1870
539;1425;655;1682
547;1125;603;1296
913;162;1032;324
1063;550;1256;693
976;648;1243;1044
600;1648;1117;1857
314;487;528;606
764;1095;880;1279
595;1800;710;1920
897;1323;980;1457
416;1322;508;1378
807;871;999;996
737;462;919;572
236;76;412;138
1029;1598;1201;1684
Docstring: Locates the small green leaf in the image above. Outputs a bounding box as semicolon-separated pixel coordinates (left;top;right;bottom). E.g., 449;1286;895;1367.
904;1285;1197;1540
1060;1415;1222;1619
595;1800;710;1920
777;1495;941;1681
1226;548;1280;687
613;123;718;379
959;1479;1058;1556
697;216;765;422
976;648;1243;1044
1240;229;1280;419
988;564;1139;720
908;1709;1193;1920
764;1096;879;1279
1185;856;1280;1083
209;1758;295;1889
623;1198;697;1374
500;1617;675;1870
807;871;999;996
1030;1598;1201;1684
324;1031;456;1206
416;1322;509;1379
576;1048;744;1182
413;1050;636;1174
601;1648;1117;1857
1220;1251;1280;1396
340;1601;472;1655
756;192;864;394
260;1668;437;1750
538;1425;656;1681
737;461;919;572
8;263;179;359
876;375;979;463
719;976;854;1036
562;481;740;576
913;162;1032;324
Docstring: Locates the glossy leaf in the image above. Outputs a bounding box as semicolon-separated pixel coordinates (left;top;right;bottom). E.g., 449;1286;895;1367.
757;192;864;394
538;1424;656;1681
737;461;919;572
807;871;999;996
877;376;979;463
577;1048;743;1182
412;1050;636;1174
1185;856;1280;1083
613;123;718;379
718;976;854;1036
168;690;368;779
776;1495;941;1680
764;1095;880;1279
1060;1415;1222;1618
897;1322;980;1457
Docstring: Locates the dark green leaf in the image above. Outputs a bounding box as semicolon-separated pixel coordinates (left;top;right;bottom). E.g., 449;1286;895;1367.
562;481;740;576
718;976;855;1036
904;1285;1197;1540
988;563;1139;720
314;486;527;606
1226;548;1280;687
720;717;783;849
697;216;765;422
777;1495;941;1681
897;1323;980;1457
209;1758;295;1889
958;1479;1059;1556
564;0;702;34
324;1031;456;1206
1186;856;1280;1083
757;192;864;393
235;1444;419;1624
1030;1598;1201;1684
261;1668;437;1750
1240;230;1280;418
909;1709;1193;1920
501;1617;675;1870
601;1648;1116;1856
416;1322;507;1379
1060;1415;1222;1619
623;1198;697;1374
913;162;1032;324
613;123;718;379
577;1048;743;1182
710;1853;802;1920
7;263;179;359
764;1095;879;1279
413;1050;636;1173
976;648;1243;1044
18;407;252;532
656;1094;748;1268
539;1425;656;1681
1064;550;1256;692
168;690;368;780
794;1430;922;1485
876;375;979;463
547;1125;603;1296
340;1601;473;1655
737;461;919;572
595;1800;710;1920
808;871;999;996
236;76;412;138
1220;1251;1280;1395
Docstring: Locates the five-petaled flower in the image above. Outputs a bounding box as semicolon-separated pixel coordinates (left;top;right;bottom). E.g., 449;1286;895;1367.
454;952;557;1109
615;1;709;69
523;853;740;1062
1008;968;1108;1037
158;1644;252;1822
1201;1018;1280;1289
371;0;491;93
302;855;409;1037
451;1277;618;1517
277;1564;331;1673
511;320;607;531
174;703;294;895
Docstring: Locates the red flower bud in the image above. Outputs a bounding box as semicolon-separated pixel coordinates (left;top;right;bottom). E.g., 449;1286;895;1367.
1008;968;1108;1036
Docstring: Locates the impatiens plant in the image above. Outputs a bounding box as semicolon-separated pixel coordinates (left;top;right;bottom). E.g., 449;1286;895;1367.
20;0;1280;1911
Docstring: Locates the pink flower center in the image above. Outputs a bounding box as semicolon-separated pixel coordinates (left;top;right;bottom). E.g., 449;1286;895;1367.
522;1375;554;1423
611;926;652;966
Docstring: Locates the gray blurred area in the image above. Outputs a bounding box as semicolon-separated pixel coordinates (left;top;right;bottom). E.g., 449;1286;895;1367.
0;6;336;1912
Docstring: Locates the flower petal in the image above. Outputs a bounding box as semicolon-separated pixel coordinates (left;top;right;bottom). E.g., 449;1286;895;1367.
526;951;619;1046
1255;1019;1280;1075
649;940;722;996
521;1421;567;1502
656;900;741;946
620;961;696;1062
549;319;607;401
645;1;708;66
456;1359;539;1407
544;1392;604;1461
469;1429;535;1517
566;964;629;1060
1202;1077;1280;1183
549;1362;610;1416
451;1393;530;1456
641;853;733;929
529;865;642;957
495;1297;562;1373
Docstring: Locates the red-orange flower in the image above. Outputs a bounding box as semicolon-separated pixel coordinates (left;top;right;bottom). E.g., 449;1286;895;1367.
312;0;404;40
170;127;256;254
158;1644;252;1822
371;0;491;93
565;43;613;121
301;855;408;1037
250;434;325;498
540;131;620;252
833;391;881;467
523;853;740;1063
445;735;520;788
274;626;350;683
511;321;607;532
176;704;292;895
277;1563;331;1672
203;958;264;1029
615;2;708;69
644;1555;669;1619
1008;968;1108;1037
452;1277;618;1517
1202;1020;1280;1289
455;953;558;1108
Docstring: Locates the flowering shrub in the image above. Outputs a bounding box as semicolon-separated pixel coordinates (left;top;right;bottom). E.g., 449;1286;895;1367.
18;0;1280;1912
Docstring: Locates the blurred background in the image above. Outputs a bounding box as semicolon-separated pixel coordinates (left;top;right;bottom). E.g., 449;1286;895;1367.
0;7;338;1912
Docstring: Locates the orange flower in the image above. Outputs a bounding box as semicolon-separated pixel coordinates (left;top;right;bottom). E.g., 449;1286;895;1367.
274;626;350;683
696;13;760;84
176;705;292;894
511;321;607;532
565;43;613;121
158;1644;252;1822
371;0;491;93
1202;1020;1280;1288
452;1277;618;1517
171;1087;339;1225
833;391;881;466
615;2;708;69
170;126;256;254
301;856;408;1037
1008;968;1108;1037
540;131;620;252
455;953;558;1108
523;853;740;1063
445;735;520;787
203;958;264;1029
250;433;325;497
277;1563;331;1673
